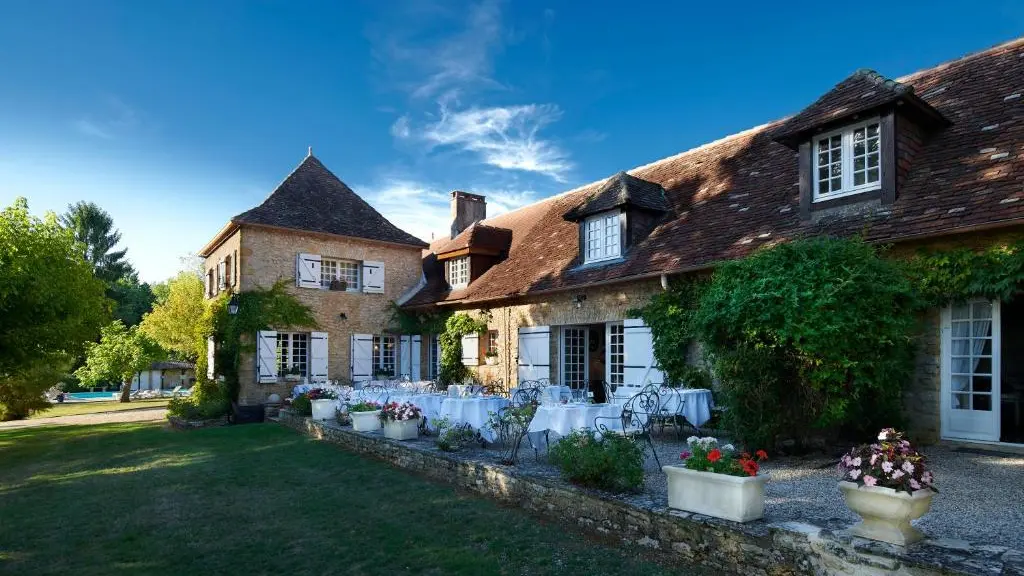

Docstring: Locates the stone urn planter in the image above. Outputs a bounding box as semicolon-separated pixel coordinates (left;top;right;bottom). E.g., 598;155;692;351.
382;418;420;441
310;399;336;421
838;481;934;546
350;410;382;432
662;465;770;523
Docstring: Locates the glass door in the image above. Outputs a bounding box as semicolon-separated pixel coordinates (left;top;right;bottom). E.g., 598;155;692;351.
942;300;1001;441
560;326;589;390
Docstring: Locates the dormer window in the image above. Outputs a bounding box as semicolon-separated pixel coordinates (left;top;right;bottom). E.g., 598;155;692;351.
583;211;621;263
814;119;881;201
446;256;470;289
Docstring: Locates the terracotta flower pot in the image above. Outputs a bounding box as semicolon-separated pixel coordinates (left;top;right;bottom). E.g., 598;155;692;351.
838;481;934;546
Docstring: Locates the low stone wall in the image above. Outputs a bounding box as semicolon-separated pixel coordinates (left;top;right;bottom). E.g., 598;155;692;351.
167;415;228;430
278;411;1023;576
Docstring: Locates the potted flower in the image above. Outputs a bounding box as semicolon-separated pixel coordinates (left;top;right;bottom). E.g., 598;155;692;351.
379;401;422;440
328;279;348;291
484;351;499;366
837;428;935;546
662;436;769;522
284;366;303;382
348;401;382;432
307;388;338;421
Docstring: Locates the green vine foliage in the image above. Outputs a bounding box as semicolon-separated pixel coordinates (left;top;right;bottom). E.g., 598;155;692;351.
438;313;489;387
387;303;450;335
196;281;317;402
629;279;711;388
904;241;1024;307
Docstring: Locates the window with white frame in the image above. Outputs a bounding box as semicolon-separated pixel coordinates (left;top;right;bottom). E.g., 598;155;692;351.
428;334;440;379
561;327;588;387
276;333;309;377
446;256;470;289
372;335;396;378
320;257;360;291
583;211;621;263
813;119;881;201
607;323;624;385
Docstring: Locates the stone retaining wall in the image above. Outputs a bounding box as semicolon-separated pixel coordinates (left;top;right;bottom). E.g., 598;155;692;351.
278;411;1023;576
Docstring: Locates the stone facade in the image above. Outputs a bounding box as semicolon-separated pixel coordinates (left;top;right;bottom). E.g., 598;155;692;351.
203;228;242;298
278;411;1024;576
205;224;424;405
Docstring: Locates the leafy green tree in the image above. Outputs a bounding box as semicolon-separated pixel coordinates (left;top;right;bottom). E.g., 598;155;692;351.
60;201;133;284
0;355;73;420
110;273;156;326
76;321;164;403
140;272;205;361
0;198;109;418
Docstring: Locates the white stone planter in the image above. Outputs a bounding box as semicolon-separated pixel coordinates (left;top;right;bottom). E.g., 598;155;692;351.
350;410;382;432
662;465;769;523
383;418;420;441
838;481;934;546
311;399;336;421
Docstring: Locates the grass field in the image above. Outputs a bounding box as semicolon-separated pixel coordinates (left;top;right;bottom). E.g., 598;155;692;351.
28;398;170;419
0;422;689;576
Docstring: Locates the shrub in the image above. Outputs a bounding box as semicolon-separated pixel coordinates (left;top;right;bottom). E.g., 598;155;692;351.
167;382;229;421
348;401;381;413
548;429;645;493
434;416;481;452
289;393;312;416
694;238;918;448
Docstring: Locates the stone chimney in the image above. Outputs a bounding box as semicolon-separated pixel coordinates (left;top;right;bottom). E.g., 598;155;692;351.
450;191;486;239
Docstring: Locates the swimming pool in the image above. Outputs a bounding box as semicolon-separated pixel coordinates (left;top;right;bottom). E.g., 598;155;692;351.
66;392;117;401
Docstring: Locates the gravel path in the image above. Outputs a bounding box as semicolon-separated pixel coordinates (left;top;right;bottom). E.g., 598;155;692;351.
0;407;168;430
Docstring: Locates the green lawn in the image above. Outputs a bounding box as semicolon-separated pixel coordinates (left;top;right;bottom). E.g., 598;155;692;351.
28;398;170;419
0;423;688;576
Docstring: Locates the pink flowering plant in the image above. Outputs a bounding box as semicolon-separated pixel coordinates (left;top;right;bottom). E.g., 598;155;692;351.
306;388;337;400
378;401;422;423
838;428;935;494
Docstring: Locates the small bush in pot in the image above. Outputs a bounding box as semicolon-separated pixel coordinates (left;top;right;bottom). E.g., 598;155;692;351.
548;429;644;493
836;428;936;546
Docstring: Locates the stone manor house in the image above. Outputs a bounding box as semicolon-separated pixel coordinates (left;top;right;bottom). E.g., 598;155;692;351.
201;38;1024;446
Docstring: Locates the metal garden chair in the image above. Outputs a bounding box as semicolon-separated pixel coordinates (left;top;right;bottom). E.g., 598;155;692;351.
594;383;662;467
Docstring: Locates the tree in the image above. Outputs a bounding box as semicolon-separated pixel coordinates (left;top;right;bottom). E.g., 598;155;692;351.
76;321;164;402
60;201;133;284
140;272;205;361
110;273;156;326
0;198;109;418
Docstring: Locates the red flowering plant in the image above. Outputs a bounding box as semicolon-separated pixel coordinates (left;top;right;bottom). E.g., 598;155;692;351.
838;428;935;494
680;436;768;477
378;401;422;423
306;388;338;401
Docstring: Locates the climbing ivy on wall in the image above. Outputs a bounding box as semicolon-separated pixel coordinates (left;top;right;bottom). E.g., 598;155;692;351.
387;303;450;335
628;279;711;389
438;312;489;387
903;240;1024;307
197;281;317;402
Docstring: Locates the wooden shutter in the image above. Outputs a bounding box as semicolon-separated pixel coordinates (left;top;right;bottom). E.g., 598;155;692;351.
217;260;227;290
295;253;322;289
517;326;550;382
310;332;328;384
411;335;421;381
399;335;412;379
256;330;278;383
461;333;480;366
362;261;384;294
350;334;373;381
206;337;216;380
623;319;664;386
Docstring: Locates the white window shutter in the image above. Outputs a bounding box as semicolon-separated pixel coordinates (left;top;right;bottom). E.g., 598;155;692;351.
411;335;421;381
350;334;373;381
217;260;227;290
206;337;216;380
517;326;550;383
362;261;384;294
461;333;480;366
296;253;322;289
399;335;412;379
256;330;278;383
623;319;664;386
309;332;328;384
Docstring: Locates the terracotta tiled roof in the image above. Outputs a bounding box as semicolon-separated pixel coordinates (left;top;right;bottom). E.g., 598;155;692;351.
434;223;513;257
563;171;670;221
405;38;1024;308
232;155;427;248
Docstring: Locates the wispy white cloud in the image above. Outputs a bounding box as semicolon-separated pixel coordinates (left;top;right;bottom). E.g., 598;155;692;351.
72;95;141;140
398;103;572;181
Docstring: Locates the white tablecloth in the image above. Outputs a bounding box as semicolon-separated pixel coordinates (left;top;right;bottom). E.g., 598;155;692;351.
527;403;623;441
610;387;714;427
509;385;571;404
433;397;509;442
447;384;483;397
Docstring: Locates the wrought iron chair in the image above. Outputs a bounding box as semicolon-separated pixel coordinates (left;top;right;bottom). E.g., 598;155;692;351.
481;380;508;398
593;383;662;467
567;379;590;403
654;386;688;440
511;385;541;407
361;383;390;405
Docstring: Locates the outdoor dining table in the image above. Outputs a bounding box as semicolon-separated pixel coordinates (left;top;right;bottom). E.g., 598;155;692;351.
432;396;509;442
526;402;624;445
508;385;571;404
610;387;714;428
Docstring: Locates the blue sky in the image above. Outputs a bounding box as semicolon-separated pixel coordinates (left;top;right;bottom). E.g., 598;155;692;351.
1;1;1021;282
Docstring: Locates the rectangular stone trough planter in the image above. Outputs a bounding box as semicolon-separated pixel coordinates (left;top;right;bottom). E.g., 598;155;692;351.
662;465;769;523
311;399;336;421
382;419;419;441
350;410;381;432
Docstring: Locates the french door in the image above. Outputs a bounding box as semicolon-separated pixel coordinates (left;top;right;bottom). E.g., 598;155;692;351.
941;300;1001;442
560;326;589;388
